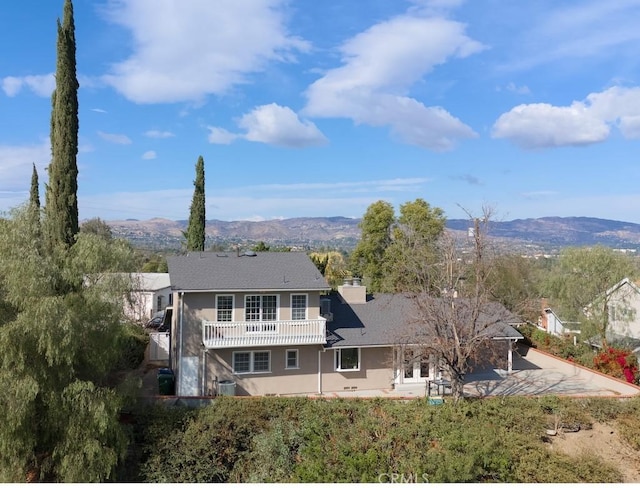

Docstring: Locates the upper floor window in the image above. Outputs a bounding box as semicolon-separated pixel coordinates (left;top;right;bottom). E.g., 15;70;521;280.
245;295;277;322
291;294;307;321
217;295;234;322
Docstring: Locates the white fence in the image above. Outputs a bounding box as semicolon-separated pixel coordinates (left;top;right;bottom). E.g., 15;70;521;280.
149;332;170;361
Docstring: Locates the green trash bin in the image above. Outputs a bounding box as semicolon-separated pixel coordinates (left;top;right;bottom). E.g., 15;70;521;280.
157;368;175;395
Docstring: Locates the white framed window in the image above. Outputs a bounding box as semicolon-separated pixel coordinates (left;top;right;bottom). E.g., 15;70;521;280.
216;295;234;322
291;294;307;321
245;295;278;321
232;351;271;374
156;295;163;312
232;351;251;373
285;349;299;369
335;348;360;372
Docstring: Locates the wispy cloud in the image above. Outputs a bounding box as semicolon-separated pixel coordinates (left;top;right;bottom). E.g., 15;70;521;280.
142;150;157;160
303;9;483;150
451;174;482;185
98;131;133;145
101;0;310;104
144;130;174;139
0;140;50;194
2;73;55;97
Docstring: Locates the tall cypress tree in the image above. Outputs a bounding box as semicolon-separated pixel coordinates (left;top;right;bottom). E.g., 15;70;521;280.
186;155;206;251
45;0;79;249
29;163;40;210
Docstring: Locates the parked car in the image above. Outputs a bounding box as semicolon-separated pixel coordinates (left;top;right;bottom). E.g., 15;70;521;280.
145;311;164;329
157;307;173;333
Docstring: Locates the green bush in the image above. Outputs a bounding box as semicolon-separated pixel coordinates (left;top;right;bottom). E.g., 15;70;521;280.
120;396;634;483
113;322;148;371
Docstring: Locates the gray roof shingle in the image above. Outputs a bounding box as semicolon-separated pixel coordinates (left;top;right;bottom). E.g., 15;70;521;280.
167;251;330;292
326;293;523;348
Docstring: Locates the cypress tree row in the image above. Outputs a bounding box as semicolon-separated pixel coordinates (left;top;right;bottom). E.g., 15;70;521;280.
45;0;79;249
186;155;206;251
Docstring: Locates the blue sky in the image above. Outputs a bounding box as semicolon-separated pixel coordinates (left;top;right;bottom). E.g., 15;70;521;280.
2;0;640;224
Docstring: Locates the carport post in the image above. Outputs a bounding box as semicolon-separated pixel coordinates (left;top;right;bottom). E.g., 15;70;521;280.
507;340;514;374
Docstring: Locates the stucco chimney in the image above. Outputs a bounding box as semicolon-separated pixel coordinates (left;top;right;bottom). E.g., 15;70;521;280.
338;278;367;304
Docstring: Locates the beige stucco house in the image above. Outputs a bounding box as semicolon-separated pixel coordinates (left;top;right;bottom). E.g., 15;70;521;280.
167;251;523;397
125;273;172;322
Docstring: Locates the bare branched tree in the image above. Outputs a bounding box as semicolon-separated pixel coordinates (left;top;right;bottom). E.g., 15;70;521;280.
395;207;519;401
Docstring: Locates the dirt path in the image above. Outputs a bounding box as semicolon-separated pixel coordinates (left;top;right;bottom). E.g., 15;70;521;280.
549;422;640;483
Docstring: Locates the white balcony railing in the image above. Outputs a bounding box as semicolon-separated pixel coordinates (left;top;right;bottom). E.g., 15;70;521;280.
202;318;327;348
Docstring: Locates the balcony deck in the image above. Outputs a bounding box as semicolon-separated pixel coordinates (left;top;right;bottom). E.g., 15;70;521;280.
202;318;327;348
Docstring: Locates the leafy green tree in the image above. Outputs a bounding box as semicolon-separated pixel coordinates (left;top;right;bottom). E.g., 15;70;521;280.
310;251;348;289
253;241;270;252
185;155;206;252
80;217;113;240
383;198;446;292
0;207;136;482
349;200;394;291
543;245;638;346
45;0;79;250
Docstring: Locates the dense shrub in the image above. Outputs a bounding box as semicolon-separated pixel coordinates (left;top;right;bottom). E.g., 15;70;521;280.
119;396;633;482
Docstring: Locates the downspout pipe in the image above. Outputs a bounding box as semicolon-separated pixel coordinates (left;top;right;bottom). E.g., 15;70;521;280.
178;291;184;396
318;348;324;395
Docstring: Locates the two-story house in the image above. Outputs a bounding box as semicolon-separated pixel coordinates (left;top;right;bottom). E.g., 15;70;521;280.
167;251;523;397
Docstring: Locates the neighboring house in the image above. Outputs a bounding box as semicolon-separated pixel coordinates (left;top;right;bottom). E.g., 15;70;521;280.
125;273;172;322
586;277;640;348
537;298;581;337
167;251;523;397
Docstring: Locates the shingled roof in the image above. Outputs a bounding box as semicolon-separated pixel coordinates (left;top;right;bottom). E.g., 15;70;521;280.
325;293;523;348
167;251;330;292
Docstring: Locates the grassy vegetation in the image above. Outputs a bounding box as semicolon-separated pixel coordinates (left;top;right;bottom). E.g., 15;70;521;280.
119;395;640;483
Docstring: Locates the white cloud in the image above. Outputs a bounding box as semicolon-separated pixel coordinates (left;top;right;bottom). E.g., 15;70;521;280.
142;150;157;160
502;1;640;72
91;108;108;113
101;0;310;104
303;13;482;150
492;86;640;148
238;104;327;147
505;82;530;95
207;127;238;145
2;74;55;97
210;104;327;148
97;131;133;145
144;130;175;139
0;140;50;195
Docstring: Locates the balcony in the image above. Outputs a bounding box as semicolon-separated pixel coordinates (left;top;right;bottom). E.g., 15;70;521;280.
202;318;327;348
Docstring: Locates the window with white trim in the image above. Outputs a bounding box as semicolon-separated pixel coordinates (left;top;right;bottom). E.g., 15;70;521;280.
245;295;277;321
216;295;234;322
285;349;299;369
232;351;271;374
291;294;307;321
335;348;360;371
232;352;251;373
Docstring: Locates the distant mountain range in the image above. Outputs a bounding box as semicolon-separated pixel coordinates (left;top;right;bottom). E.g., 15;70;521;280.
107;216;640;253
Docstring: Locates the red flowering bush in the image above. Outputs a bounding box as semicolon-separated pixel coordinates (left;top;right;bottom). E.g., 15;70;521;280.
593;347;639;383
